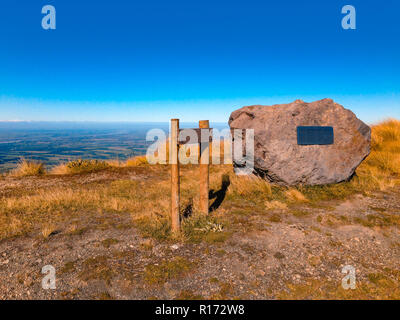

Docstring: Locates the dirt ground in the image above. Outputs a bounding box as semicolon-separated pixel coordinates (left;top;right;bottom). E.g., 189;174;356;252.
0;168;399;300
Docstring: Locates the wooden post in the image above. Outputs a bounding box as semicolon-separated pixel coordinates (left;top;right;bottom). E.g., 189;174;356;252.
170;119;180;233
199;120;210;215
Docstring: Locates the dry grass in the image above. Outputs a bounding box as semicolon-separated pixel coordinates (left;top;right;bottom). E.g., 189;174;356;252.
364;119;400;176
227;174;272;197
265;200;288;210
0;170;171;239
284;189;308;202
371;119;400;151
51;164;69;175
12;159;45;177
126;155;149;167
52;159;110;174
41;224;57;239
106;159;125;167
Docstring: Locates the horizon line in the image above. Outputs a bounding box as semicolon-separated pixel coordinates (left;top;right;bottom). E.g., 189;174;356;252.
0;120;229;123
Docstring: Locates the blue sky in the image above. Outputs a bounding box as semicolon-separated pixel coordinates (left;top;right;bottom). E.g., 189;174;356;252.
0;0;399;123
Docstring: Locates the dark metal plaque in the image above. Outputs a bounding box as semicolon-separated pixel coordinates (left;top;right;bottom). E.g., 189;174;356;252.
297;126;334;145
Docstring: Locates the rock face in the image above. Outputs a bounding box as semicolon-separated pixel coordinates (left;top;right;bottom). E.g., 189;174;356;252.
228;99;371;185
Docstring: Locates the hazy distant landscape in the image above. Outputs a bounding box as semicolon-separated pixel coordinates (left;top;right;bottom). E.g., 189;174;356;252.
0;122;228;171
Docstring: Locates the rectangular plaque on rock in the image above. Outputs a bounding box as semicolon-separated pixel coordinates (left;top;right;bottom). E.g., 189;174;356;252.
297;126;334;145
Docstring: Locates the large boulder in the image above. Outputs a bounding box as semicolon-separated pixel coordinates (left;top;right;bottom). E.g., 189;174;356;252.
228;99;371;185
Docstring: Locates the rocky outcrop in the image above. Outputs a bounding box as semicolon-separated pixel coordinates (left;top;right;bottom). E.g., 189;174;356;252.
228;99;371;185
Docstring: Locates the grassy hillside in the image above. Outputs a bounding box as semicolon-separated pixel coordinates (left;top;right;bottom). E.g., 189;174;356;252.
0;119;399;299
2;119;399;240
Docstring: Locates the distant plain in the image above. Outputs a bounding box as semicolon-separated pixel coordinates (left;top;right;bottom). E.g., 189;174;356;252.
0;122;229;171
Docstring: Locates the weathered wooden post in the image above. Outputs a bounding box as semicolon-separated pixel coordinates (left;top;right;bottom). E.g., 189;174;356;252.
170;119;180;233
199;120;210;215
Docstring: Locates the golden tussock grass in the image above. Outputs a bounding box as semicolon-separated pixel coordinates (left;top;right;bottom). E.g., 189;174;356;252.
125;155;149;167
264;200;288;210
366;119;400;175
52;159;110;174
41;224;57;239
284;189;308;202
106;159;125;167
371;119;400;149
0;179;153;239
12;159;46;177
51;164;69;175
227;174;272;197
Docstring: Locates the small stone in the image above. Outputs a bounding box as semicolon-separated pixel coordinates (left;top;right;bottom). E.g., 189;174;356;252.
170;244;179;251
256;270;266;277
273;252;285;260
24;279;33;287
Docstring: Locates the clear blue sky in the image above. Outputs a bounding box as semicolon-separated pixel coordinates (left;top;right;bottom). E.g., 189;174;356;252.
0;0;399;123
